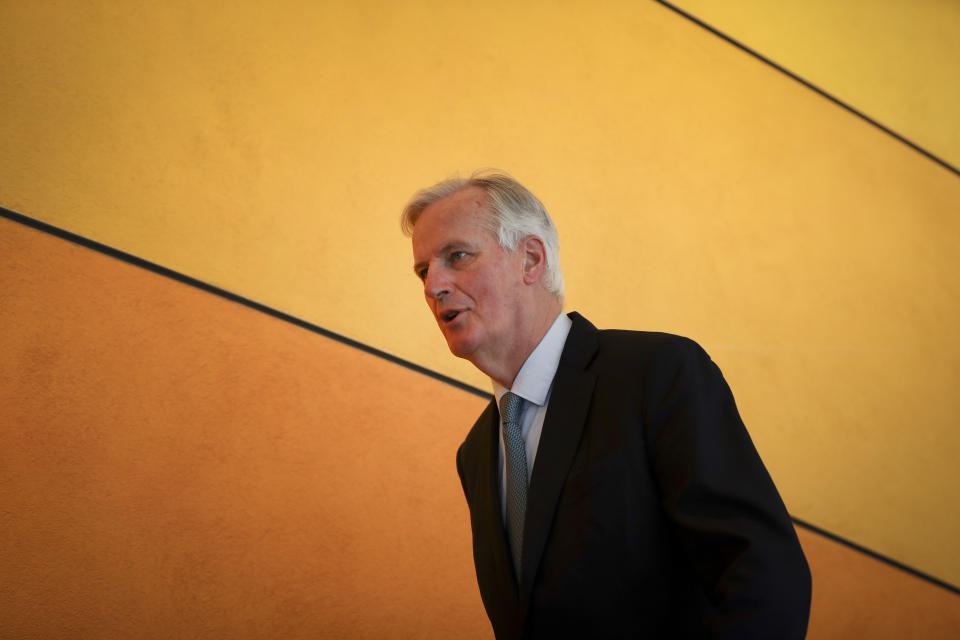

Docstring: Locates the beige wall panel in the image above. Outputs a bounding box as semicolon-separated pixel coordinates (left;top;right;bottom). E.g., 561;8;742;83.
798;527;960;639
0;218;491;638
2;2;959;585
671;0;960;168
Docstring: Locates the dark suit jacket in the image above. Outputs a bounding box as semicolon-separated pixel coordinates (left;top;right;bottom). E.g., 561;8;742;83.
456;313;811;639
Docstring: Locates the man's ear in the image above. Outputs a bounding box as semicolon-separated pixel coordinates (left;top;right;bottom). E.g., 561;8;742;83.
520;235;548;285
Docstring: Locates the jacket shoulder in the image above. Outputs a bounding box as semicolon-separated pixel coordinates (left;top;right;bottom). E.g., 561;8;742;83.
594;329;712;371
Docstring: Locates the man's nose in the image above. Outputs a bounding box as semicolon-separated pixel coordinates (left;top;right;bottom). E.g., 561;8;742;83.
424;266;451;300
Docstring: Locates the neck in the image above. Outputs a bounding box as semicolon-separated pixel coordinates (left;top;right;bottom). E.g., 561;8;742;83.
474;296;563;388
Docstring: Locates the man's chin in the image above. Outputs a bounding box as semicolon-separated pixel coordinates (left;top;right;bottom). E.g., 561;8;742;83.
444;336;477;360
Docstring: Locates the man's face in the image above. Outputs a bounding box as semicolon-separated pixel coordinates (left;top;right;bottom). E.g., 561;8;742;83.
411;187;526;364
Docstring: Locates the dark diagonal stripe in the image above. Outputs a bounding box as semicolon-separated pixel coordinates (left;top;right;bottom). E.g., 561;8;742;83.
0;205;491;400
654;0;959;179
793;517;959;596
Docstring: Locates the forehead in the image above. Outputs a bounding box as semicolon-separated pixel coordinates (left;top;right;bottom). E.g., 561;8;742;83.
412;187;496;255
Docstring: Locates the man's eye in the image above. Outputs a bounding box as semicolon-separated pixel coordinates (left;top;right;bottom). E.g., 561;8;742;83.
417;268;428;281
451;251;467;261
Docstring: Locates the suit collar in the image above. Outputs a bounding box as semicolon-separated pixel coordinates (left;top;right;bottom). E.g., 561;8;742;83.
556;312;600;370
492;312;573;407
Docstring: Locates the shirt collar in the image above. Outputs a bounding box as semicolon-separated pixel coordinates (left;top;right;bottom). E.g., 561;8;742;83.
493;312;573;408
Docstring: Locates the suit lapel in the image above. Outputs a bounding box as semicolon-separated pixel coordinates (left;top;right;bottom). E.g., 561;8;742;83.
520;313;599;601
473;400;522;606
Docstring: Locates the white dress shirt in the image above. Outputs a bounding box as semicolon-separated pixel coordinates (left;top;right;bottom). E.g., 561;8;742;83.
492;312;573;523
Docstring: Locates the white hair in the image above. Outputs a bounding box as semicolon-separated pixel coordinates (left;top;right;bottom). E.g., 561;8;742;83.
400;169;565;300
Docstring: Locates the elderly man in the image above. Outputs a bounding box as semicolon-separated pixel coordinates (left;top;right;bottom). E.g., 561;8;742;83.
402;170;811;639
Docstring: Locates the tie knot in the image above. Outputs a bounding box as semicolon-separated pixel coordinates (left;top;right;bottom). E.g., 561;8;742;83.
499;391;524;425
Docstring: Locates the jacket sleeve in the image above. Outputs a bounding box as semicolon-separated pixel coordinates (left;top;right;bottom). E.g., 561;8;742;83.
642;337;812;639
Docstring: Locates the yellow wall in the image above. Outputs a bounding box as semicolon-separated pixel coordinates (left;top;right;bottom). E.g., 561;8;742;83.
670;0;960;168
2;0;958;633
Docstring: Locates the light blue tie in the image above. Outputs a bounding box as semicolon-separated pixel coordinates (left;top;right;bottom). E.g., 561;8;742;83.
500;391;527;583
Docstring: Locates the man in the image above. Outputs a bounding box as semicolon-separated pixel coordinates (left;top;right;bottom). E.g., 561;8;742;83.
402;170;811;639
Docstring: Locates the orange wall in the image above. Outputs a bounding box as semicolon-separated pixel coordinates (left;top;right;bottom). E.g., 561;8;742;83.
3;212;959;637
1;218;490;637
799;528;960;638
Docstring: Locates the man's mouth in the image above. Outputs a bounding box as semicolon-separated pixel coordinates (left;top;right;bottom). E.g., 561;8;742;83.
440;309;463;324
